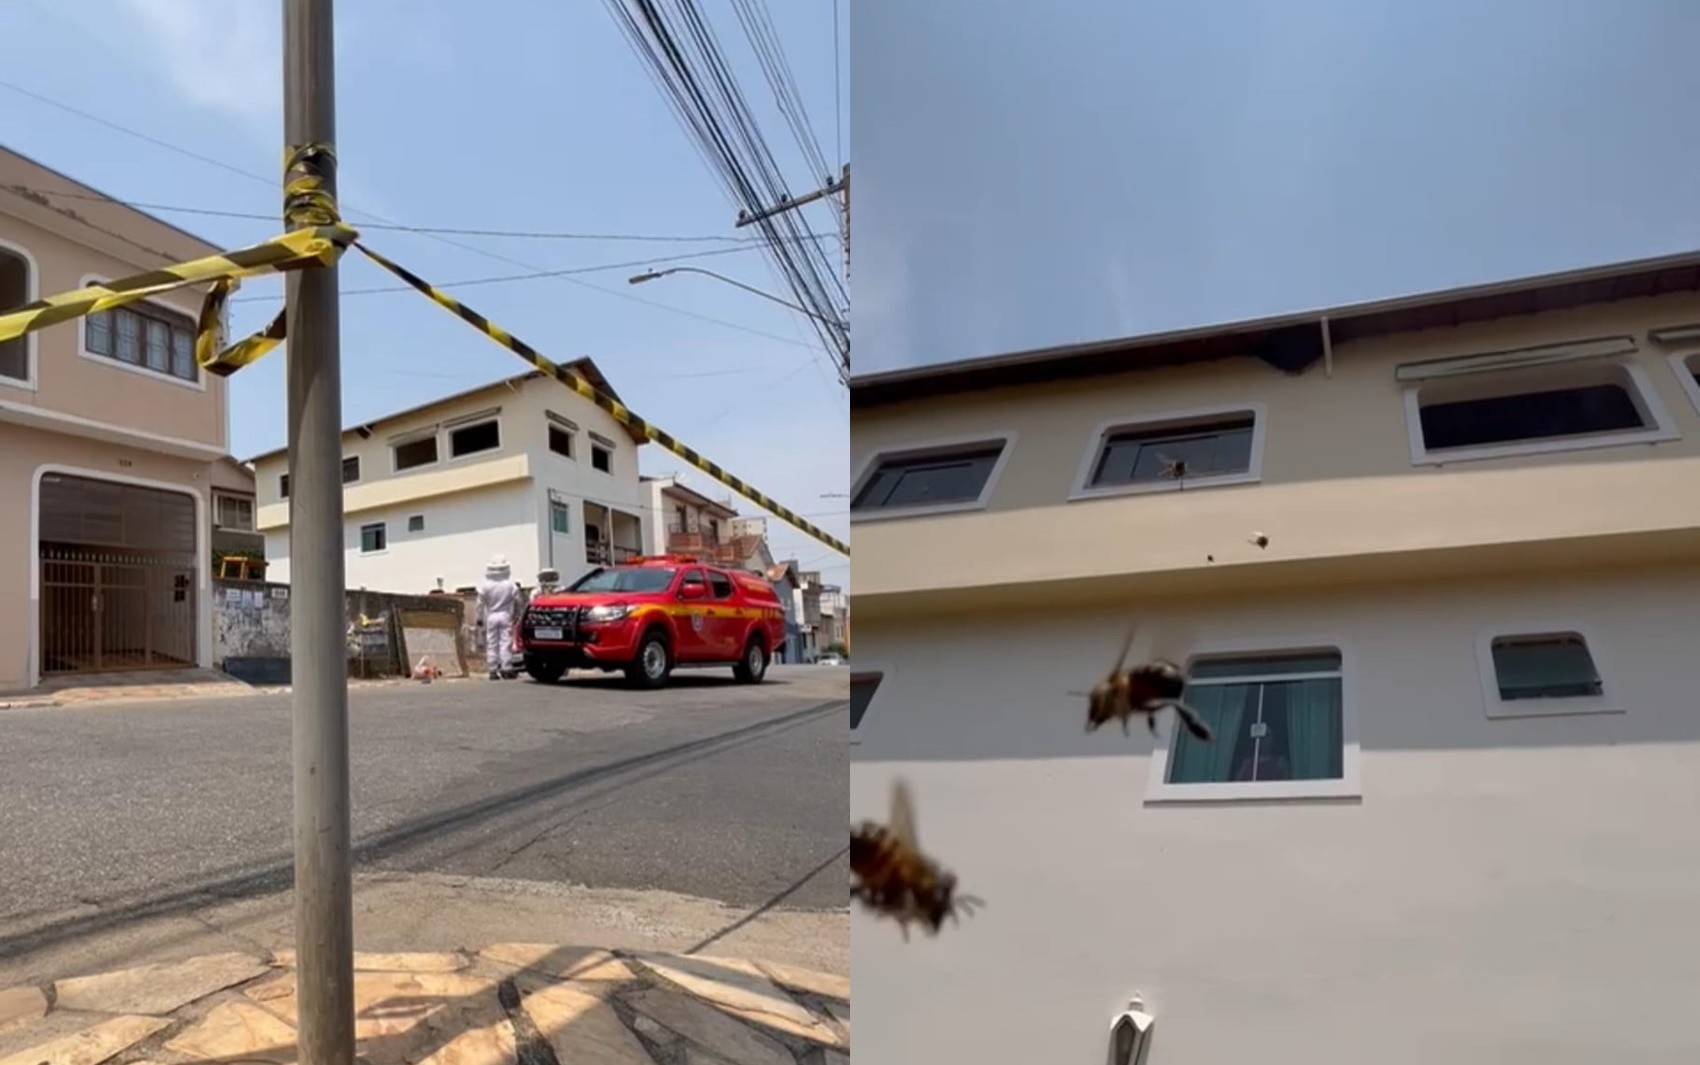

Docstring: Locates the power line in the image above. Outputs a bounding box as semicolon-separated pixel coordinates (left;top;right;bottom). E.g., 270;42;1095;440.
0;77;828;353
833;0;843;169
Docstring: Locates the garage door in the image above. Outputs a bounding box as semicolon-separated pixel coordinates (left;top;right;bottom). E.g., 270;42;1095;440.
38;474;198;676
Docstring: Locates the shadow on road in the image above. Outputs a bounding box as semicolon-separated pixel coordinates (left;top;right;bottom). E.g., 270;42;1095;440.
0;698;847;964
683;844;851;957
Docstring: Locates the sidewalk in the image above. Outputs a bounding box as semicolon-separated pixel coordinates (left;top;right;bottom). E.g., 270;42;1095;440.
0;944;848;1065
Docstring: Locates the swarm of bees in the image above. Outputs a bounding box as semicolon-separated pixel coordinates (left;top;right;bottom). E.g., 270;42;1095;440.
851;778;982;941
1076;623;1212;741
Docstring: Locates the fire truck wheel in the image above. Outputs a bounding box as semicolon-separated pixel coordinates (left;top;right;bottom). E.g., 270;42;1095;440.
733;635;769;684
626;629;673;689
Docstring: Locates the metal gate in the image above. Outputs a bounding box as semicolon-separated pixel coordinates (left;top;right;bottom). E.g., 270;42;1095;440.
38;474;198;676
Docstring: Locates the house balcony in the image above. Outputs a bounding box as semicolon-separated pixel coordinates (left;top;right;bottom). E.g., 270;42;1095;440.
667;530;744;566
584;501;643;568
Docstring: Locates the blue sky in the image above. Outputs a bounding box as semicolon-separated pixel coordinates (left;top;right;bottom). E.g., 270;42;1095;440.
0;0;850;591
853;0;1700;376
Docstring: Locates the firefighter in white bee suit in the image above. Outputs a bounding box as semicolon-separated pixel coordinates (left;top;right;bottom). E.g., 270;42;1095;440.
476;554;521;680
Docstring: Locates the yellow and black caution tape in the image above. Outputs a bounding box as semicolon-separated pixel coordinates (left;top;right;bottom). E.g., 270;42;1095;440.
0;143;848;558
350;242;851;558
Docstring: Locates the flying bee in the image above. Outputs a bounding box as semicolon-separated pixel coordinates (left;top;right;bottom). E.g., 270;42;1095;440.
1157;453;1188;480
1073;624;1213;741
850;779;982;941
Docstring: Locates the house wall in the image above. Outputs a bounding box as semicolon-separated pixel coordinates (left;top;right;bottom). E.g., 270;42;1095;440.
264;480;537;596
0;206;227;452
851;290;1700;606
256;375;649;592
849;565;1700;1065
0;421;212;691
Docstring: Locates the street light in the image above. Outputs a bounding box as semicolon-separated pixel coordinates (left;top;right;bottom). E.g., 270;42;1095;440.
628;266;845;329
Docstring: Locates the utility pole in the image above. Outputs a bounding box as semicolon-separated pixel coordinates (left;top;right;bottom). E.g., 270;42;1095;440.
734;164;852;380
282;1;355;1061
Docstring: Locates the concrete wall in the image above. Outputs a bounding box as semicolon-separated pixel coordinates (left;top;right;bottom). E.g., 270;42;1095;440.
0;422;212;691
852;290;1700;606
214;578;465;685
849;566;1700;1064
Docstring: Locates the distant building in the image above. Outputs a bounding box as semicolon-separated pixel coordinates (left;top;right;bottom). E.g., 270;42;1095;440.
210;455;262;564
643;474;774;572
251;360;649;595
765;559;805;663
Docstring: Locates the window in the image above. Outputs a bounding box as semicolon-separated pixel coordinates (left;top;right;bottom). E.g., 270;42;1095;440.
1149;646;1358;802
1405;361;1675;463
549;425;575;459
407;514;425;533
549;501;570;535
1476;627;1620;719
0;247;30;383
215;494;254;531
850;670;885;732
1669;351;1700;417
707;518;720;543
1076;407;1262;497
680;568;707;595
851;437;1011;516
393;434;439;472
709;571;735;599
591;442;613;473
279;474;290;499
449;418;501;458
342;456;361;484
671;504;688;534
84;297;199;383
359;522;386;553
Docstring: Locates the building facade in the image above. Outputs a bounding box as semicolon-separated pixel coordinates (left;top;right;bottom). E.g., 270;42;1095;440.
0;146;230;693
252;362;648;595
210;455;262;565
849;252;1700;1063
643;474;775;571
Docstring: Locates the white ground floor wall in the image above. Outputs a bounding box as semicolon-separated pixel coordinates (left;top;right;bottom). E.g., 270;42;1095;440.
849;565;1700;1064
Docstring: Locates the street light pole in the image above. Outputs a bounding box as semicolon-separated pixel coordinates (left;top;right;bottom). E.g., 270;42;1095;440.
282;1;356;1061
628;266;845;329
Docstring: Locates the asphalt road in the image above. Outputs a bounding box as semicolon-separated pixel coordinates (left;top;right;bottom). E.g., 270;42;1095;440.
0;664;848;955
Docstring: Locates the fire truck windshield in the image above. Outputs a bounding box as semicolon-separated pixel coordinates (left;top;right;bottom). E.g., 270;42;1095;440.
569;567;678;594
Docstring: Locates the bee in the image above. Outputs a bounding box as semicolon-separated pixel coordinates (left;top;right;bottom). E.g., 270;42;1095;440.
1157;453;1188;480
1074;624;1212;741
1248;531;1269;549
850;779;982;941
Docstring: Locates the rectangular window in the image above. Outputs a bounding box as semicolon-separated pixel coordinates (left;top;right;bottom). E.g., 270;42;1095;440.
1166;650;1345;787
88;300;198;382
852;442;1005;513
591;444;612;473
341;456;361;484
407;514;425;533
1408;362;1671;462
1;250;30;381
549;501;570;535
449;418;501;458
1089;414;1255;488
359;522;386;554
549;425;575;459
393;435;439;471
709;571;735;599
1490;633;1602;700
215;494;254;531
279;474;290;499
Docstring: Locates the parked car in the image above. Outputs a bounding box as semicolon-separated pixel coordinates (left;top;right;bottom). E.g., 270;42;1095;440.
517;555;788;689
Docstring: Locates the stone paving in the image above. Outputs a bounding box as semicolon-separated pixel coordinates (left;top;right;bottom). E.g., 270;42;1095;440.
0;947;848;1065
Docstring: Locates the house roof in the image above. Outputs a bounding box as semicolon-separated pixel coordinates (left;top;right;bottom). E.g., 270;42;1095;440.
245;356;641;462
766;560;800;584
850;248;1700;406
658;478;739;519
0;143;222;257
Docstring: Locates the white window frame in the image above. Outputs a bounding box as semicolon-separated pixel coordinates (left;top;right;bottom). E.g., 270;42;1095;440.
1401;358;1678;466
213;491;255;531
444;409;503;461
548;499;571;536
76;273;206;391
1144;633;1362;805
1473;621;1623;720
341;455;362;485
358;521;388;555
848;431;1018;523
0;238;39;392
390;426;442;474
1068;402;1267;502
849;659;894;746
407;514;426;533
546;411;578;460
1665;350;1700;418
589;432;615;474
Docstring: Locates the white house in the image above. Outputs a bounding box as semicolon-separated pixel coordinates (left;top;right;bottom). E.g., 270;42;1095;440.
251;359;649;594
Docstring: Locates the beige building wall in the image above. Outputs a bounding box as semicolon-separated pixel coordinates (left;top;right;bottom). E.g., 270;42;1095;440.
849;566;1700;1064
0;422;213;692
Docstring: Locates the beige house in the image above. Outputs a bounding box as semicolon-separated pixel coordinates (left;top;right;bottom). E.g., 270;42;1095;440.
0;146;229;693
850;251;1700;1063
643;474;775;571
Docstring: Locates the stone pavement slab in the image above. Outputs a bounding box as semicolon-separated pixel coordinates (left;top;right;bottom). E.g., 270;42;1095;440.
0;945;847;1065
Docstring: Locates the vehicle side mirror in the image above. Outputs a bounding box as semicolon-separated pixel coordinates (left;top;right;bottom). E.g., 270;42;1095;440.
679;582;707;601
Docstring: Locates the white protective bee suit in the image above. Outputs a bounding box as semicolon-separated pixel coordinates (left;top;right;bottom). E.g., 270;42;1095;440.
476;554;521;679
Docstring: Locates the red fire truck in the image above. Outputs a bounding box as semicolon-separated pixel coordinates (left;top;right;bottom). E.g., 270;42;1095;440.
517;554;789;689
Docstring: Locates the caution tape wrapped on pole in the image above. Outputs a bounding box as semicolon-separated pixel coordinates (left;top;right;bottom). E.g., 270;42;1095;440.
0;143;847;558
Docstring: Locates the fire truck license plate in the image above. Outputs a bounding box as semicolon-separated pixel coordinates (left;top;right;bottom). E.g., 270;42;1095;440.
534;627;564;641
